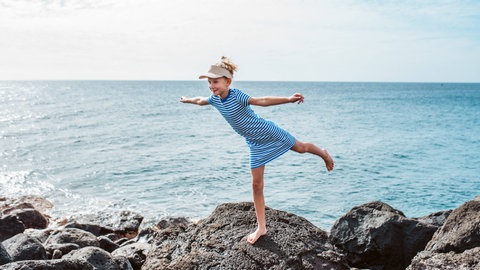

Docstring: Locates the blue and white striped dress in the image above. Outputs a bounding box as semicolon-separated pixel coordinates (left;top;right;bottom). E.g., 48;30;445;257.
208;88;296;169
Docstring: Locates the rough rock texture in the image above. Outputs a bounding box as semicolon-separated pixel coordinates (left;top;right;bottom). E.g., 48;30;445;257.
0;216;25;242
329;201;438;270
68;211;143;239
1;202;36;216
143;202;349;270
0;196;53;215
425;199;480;253
45;228;100;249
8;209;49;229
98;236;120;253
407;198;480;269
45;243;80;259
413;210;452;227
23;228;54;243
0;259;94;270
63;246;133;270
112;243;151;270
0;243;12;266
2;233;47;261
2;195;480;270
65;222;114;237
407;248;480;270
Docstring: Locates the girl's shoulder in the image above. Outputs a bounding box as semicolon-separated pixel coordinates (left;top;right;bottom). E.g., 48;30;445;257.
231;88;250;96
230;88;250;105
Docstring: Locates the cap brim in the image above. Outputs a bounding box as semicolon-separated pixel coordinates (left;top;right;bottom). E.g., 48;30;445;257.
198;73;224;79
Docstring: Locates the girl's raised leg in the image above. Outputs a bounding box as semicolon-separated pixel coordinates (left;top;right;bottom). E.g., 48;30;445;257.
247;165;267;244
291;140;334;171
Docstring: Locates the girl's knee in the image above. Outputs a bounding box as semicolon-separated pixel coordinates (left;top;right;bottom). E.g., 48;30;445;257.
252;178;263;191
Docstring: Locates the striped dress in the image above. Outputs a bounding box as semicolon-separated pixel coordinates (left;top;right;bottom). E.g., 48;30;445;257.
208;88;296;169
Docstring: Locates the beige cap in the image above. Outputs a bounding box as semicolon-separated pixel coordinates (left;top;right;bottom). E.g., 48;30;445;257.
199;65;233;79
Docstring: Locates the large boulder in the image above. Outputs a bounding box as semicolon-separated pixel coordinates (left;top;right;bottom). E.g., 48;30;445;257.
143;202;349;270
65;222;114;237
1;202;36;215
407;197;480;269
0;196;53;215
68;211;143;239
329;201;438;270
8;208;49;229
63;246;133;270
0;243;12;266
45;228;100;250
2;233;47;261
425;198;480;253
0;216;25;242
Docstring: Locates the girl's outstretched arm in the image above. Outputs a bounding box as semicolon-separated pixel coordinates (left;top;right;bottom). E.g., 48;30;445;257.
249;93;304;107
180;96;209;105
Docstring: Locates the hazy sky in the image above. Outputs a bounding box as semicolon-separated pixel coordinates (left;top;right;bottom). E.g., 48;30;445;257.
1;0;479;82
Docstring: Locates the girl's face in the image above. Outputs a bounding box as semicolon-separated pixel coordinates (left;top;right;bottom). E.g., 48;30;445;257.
208;77;231;98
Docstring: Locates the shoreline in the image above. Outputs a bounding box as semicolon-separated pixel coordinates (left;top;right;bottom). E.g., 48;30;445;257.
1;195;479;269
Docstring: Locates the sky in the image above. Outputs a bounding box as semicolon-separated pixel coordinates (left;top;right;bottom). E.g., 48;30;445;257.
0;0;479;82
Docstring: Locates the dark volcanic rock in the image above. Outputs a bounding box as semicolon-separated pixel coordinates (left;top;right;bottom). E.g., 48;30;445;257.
413;210;452;227
69;210;143;239
63;246;133;270
0;259;94;270
1;202;36;215
65;221;114;236
44;243;80;258
45;228;100;249
407;197;480;269
98;236;120;253
407;248;480;270
23;228;54;243
0;243;12;265
2;233;47;261
0;196;53;215
0;216;25;242
155;217;190;230
9;208;49;229
425;198;480;253
329;201;438;270
112;243;151;270
143;202;349;270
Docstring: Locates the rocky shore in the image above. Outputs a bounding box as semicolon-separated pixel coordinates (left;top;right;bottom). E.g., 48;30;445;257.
1;195;479;270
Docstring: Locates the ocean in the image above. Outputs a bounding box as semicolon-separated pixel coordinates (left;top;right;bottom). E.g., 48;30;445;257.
1;81;479;230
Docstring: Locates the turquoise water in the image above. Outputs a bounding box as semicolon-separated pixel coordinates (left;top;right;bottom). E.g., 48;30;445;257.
1;81;479;230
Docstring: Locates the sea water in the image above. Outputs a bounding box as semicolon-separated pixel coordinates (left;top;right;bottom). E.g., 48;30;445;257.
1;81;479;230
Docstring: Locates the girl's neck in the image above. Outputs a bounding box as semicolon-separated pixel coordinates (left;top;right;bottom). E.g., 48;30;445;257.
220;89;231;101
219;88;230;100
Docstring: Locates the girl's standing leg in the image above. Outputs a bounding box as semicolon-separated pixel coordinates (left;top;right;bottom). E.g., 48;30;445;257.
291;140;334;171
247;165;267;244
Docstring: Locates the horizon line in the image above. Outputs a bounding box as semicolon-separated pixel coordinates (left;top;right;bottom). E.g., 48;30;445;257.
1;79;479;84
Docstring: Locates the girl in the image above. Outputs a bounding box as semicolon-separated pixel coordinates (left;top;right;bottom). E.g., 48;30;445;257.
180;57;334;244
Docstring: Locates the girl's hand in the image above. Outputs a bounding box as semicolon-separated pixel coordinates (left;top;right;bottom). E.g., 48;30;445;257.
289;93;304;104
180;96;209;105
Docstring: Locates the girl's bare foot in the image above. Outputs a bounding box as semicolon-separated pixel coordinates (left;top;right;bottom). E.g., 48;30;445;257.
247;227;267;244
323;149;334;171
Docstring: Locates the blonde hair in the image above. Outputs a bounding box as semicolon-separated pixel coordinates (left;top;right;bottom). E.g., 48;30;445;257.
215;56;237;77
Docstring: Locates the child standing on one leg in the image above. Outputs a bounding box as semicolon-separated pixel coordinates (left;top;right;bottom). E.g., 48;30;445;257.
180;56;334;244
